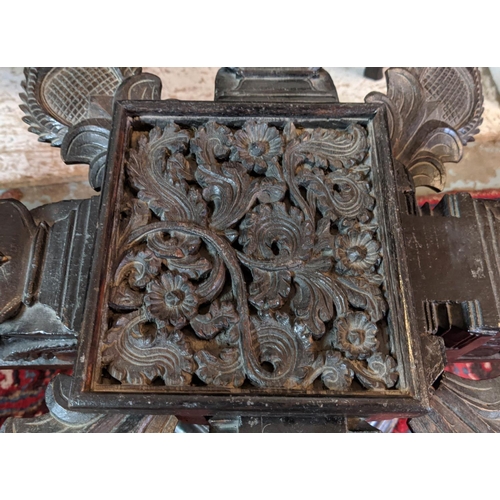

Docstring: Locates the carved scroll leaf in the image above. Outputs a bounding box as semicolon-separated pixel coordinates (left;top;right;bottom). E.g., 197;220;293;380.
146;231;225;304
284;123;369;169
248;313;315;389
102;311;194;385
197;161;286;231
351;353;398;390
191;300;239;340
109;248;162;311
248;268;291;311
127;125;207;225
195;346;245;388
283;123;369;221
191;121;233;167
238;202;313;311
147;230;212;281
296;167;374;222
337;275;387;322
292;271;342;339
320;351;354;390
239;202;314;260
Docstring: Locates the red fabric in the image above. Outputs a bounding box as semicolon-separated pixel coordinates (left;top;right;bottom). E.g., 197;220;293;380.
444;361;500;380
392;419;410;433
0;369;71;427
417;189;500;210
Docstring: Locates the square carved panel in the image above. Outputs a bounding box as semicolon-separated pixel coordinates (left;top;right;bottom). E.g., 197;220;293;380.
69;101;427;418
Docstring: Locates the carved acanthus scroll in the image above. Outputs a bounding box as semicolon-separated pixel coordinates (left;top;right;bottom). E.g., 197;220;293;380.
98;119;399;392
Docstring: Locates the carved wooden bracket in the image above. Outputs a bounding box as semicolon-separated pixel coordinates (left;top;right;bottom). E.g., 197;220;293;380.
0;197;99;367
366;67;483;190
20;67;162;190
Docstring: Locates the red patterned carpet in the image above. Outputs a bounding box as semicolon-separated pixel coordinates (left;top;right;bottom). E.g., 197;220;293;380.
0;369;70;428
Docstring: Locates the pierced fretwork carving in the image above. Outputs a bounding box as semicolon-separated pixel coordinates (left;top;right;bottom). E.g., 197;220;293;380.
95;116;402;394
11;67;495;430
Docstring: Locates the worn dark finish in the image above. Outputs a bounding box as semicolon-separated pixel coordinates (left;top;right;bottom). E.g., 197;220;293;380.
364;68;384;81
209;415;351;433
1;66;499;433
0;375;177;433
0;197;100;367
103;116;393;391
367;66;494;372
0;67;163;370
215;67;339;103
402;193;500;363
20;67;162;190
409;372;500;432
66;99;428;420
366;67;483;190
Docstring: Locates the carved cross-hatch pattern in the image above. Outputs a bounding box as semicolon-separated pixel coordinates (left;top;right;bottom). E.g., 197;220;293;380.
98;120;399;392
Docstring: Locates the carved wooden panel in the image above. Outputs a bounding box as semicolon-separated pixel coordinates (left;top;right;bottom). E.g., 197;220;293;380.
68;101;427;418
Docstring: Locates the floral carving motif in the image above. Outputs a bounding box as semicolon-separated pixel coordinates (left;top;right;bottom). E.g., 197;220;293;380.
191;300;239;340
110;248;162;311
101;119;399;392
335;231;381;275
231;121;283;173
238;202;314;311
320;351;354;390
330;312;379;360
144;273;199;330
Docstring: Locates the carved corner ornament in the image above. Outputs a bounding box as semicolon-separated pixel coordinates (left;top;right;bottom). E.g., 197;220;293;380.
19;67;161;190
1;66;499;433
366;67;483;191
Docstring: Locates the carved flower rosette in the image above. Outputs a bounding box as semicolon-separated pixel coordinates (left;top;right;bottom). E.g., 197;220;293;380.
99;117;399;393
